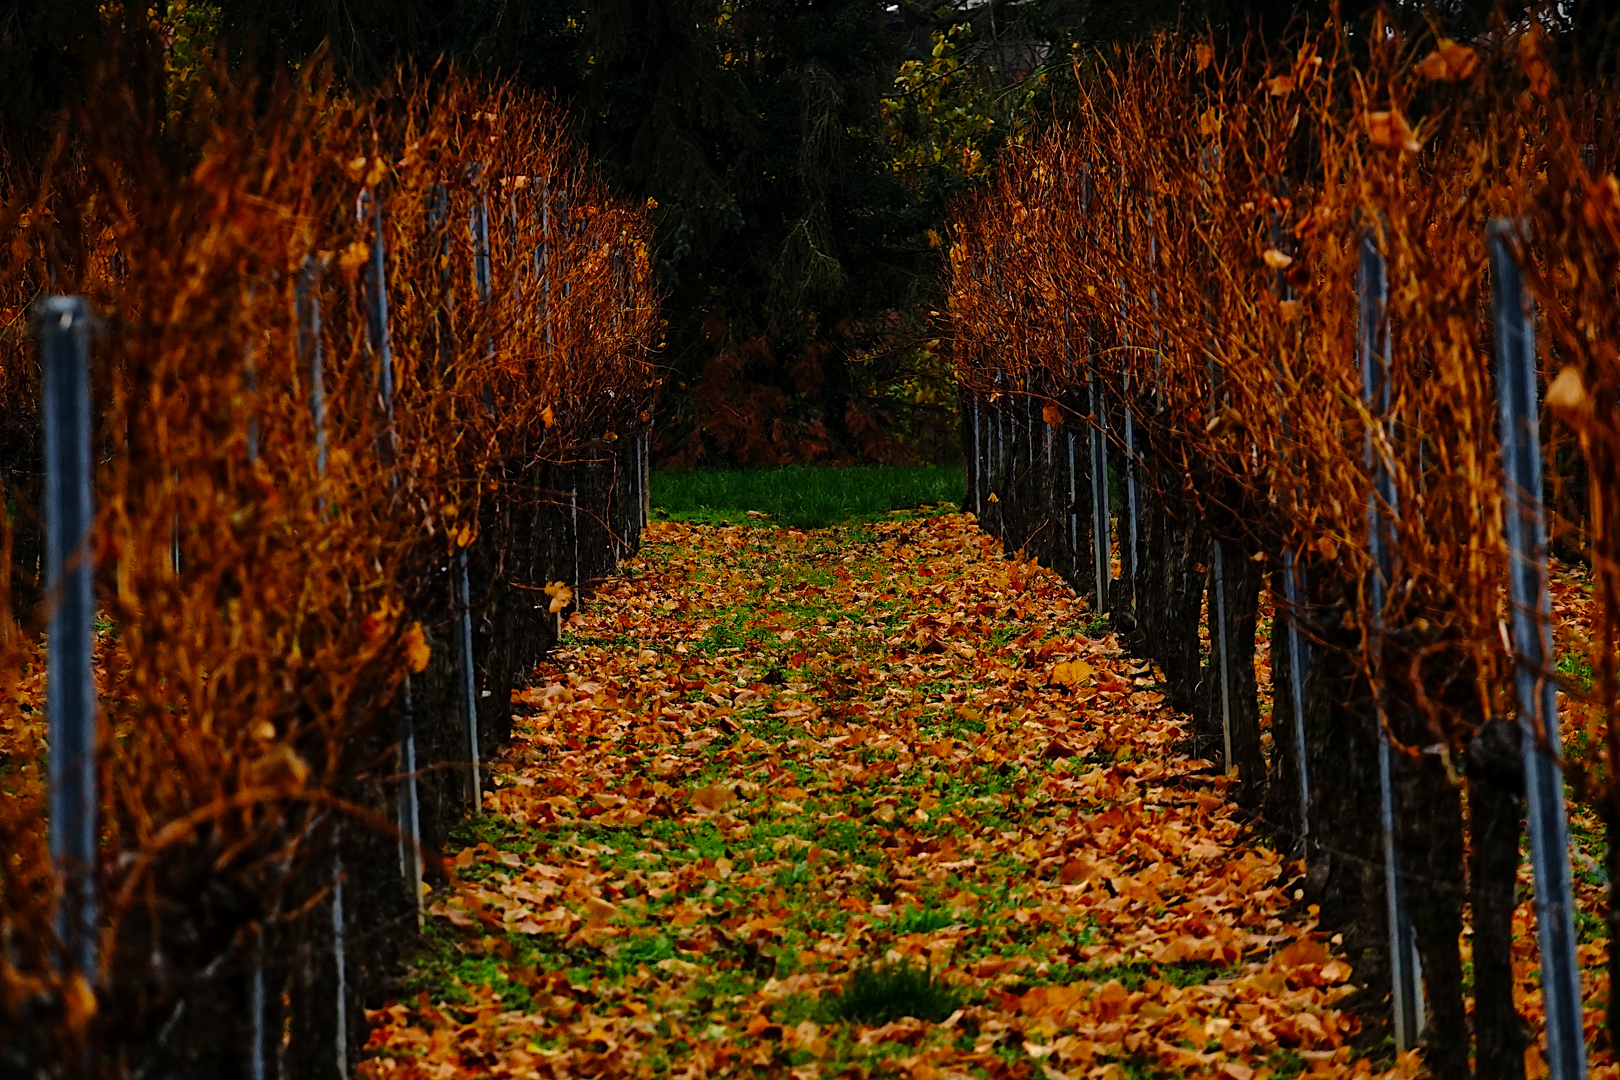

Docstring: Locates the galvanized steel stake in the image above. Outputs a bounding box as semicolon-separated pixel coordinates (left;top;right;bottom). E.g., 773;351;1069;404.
41;295;98;981
331;837;348;1078
366;196;424;923
1359;233;1423;1052
459;551;482;811
1489;218;1586;1080
1282;550;1311;836
1213;540;1234;771
1088;373;1110;612
296;260;327;479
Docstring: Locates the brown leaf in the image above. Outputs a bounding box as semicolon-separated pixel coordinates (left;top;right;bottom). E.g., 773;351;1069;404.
690;783;737;813
584;895;621;923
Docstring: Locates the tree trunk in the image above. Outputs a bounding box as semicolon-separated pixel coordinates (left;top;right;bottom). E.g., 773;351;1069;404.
1141;494;1204;718
1469;718;1527;1080
1302;600;1392;1043
1200;532;1266;805
1392;732;1470;1080
1263;561;1305;846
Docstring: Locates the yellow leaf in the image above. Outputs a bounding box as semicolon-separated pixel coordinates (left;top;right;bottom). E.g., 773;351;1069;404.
544;581;574;614
1195;43;1214;73
337;240;370;277
1519;30;1554;97
1198;107;1222;138
1262;248;1293;270
1365;110;1420;154
1415;39;1479;82
247;744;310;790
1547;367;1593;432
1041;402;1064;426
1265;75;1294;97
541;405;556;428
1052;659;1095;687
64;974;97;1034
404;621;431;673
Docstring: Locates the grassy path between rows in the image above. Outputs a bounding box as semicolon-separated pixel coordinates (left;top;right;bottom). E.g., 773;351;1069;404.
361;513;1373;1080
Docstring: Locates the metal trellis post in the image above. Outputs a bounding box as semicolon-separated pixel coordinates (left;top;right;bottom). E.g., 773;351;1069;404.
1088;372;1110;612
41;295;97;982
1067;429;1079;581
1489;218;1586;1080
1359;233;1423;1052
1282;550;1311;836
365;194;424;925
296;260;327;479
331;834;348;1078
1213;540;1234;771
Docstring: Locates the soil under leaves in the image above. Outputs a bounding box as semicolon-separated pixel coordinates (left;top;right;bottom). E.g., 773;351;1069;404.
359;513;1387;1080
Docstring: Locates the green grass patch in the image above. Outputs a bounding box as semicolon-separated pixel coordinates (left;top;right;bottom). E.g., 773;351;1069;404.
652;465;963;529
825;961;960;1025
1557;649;1595;692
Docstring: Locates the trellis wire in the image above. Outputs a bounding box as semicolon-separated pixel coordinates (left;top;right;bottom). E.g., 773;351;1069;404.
1488;219;1585;1080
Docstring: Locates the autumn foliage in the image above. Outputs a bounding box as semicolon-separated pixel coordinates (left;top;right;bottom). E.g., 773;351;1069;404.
949;18;1620;1073
0;44;657;1070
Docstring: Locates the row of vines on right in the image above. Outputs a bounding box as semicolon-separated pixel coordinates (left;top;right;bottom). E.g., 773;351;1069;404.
950;20;1619;1080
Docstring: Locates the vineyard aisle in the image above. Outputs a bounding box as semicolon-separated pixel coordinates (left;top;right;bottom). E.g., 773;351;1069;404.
362;513;1372;1080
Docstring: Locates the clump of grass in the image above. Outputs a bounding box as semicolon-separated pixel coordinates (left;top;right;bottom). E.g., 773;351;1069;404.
825;960;960;1025
878;906;959;936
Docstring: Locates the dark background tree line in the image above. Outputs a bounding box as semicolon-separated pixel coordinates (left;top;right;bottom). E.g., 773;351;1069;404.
3;0;1617;467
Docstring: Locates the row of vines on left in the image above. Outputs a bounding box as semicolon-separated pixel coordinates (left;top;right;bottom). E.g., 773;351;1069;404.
0;46;660;1079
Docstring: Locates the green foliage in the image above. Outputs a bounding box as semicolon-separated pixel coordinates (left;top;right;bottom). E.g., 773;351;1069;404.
880;23;1042;192
825;961;960;1025
1557;648;1595;692
652;465;962;528
876;905;959;936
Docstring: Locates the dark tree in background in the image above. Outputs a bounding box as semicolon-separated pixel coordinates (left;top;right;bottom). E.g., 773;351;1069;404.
6;0;1618;463
580;1;954;465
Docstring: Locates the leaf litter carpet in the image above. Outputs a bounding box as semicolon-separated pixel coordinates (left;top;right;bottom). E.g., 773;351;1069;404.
363;513;1373;1080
